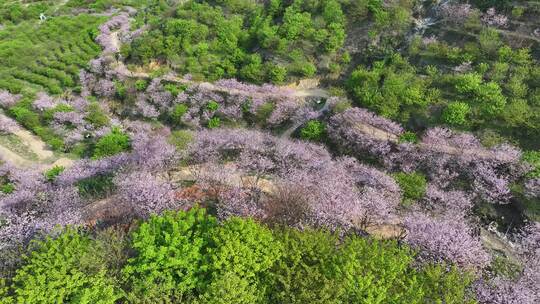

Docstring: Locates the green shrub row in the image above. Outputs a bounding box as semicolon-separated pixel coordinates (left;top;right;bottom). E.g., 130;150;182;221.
2;207;477;304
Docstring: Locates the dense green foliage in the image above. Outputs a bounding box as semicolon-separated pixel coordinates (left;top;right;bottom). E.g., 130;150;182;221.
266;228;434;303
393;171;427;204
202;217;281;302
2;208;477;303
300;120;326;141
123;208;218;302
92;127;130;159
44;165;65;182
124;0;348;83
347;54;437;122
10;228;120;304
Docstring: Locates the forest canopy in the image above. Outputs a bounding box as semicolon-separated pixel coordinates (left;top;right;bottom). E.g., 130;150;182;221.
1;208;477;304
123;0;348;83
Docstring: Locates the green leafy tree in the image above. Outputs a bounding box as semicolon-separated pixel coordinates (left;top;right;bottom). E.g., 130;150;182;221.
393;171;427;204
523;151;540;178
502;99;532;128
240;54;264;83
442;102;470;126
0;278;13;304
1;183;15;194
207;117;221;129
44;165;65;182
206;101;219;111
164;83;185;97
197;271;259;304
171;104;189;124
475;81;507;117
339;237;422;303
123;208;218;303
92;127;130;159
479;28;502;56
419;264;477;304
454;73;507;118
267;64;287;84
12;228;120;304
399;131;418;144
454;73;483;95
85;103;110;128
268;228;345;304
300;120;326;141
347;55;432;120
134;79;148;91
77;174;115;199
204;217;282;301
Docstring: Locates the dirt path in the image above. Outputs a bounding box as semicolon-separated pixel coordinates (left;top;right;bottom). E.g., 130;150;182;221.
0;113;73;169
11;129;54;160
344;117;516;163
480;228;521;263
0;144;33;167
115;62;327;101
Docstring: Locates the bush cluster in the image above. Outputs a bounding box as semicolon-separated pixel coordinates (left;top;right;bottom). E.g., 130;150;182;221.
125;0;348;83
1;208;476;303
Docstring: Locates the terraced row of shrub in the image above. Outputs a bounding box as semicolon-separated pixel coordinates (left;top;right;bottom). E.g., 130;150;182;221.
0;14;105;95
0;0;60;25
0;14;108;152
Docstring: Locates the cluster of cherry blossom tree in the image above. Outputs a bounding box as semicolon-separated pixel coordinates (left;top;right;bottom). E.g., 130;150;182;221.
85;58;304;129
95;12;131;54
0;90;20;108
439;2;473;25
0;115;18;134
187;128;401;229
31;92;117;149
481;8;509;28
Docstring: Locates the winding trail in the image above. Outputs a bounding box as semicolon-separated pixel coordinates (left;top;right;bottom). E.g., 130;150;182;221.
0;112;73;169
0;144;32;167
356;121;514;162
11;127;54;161
114;61;329;100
